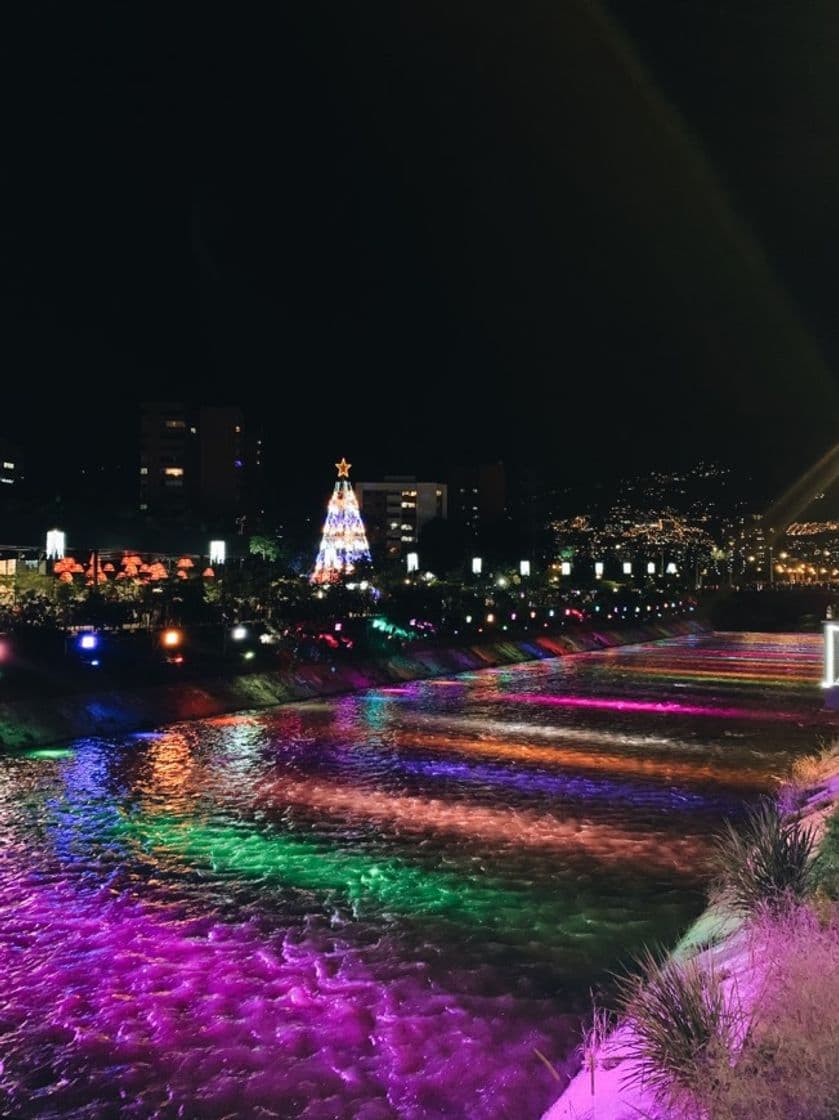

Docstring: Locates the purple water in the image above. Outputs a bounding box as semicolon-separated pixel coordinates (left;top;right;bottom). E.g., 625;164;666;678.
0;633;831;1119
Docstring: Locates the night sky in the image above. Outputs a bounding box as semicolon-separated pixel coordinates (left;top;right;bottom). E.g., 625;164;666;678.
3;2;838;512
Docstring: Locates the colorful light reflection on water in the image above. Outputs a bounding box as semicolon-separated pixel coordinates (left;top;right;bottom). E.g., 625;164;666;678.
0;633;834;1119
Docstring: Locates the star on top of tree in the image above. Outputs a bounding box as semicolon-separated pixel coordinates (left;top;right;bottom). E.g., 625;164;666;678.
336;457;351;478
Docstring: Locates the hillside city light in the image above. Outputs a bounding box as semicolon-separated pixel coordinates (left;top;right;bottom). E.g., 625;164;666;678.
472;557;482;575
231;626;248;642
647;561;656;574
519;560;531;577
46;529;66;560
209;540;226;565
623;561;632;575
560;561;571;576
595;561;604;578
406;552;419;573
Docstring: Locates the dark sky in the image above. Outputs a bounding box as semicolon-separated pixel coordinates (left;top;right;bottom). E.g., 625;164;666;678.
3;2;838;510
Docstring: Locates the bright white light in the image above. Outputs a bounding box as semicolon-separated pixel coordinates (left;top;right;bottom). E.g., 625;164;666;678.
623;561;632;575
231;625;247;641
520;560;531;577
210;540;226;565
46;529;65;560
406;551;419;573
465;615;472;624
595;561;604;578
647;561;656;574
822;621;839;688
497;577;508;588
359;580;369;590
560;561;571;576
472;557;482;575
666;562;677;574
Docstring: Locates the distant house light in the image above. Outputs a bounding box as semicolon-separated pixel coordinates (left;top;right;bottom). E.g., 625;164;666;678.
406;551;419;573
519;560;531;577
560;561;571;576
2;461;13;470
209;540;226;565
164;467;184;477
472;557;483;575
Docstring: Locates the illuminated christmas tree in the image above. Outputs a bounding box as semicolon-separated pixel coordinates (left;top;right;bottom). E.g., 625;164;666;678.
311;458;372;584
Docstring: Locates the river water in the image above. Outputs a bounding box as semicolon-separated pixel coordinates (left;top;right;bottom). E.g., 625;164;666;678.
0;632;834;1120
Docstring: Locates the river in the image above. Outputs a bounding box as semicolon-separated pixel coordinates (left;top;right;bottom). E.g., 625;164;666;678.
0;632;833;1119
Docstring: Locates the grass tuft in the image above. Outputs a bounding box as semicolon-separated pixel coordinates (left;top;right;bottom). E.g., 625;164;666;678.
618;949;744;1114
712;798;815;914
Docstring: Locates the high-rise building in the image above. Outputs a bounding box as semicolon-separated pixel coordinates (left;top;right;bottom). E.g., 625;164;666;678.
355;476;447;560
139;402;263;525
449;461;506;540
0;437;22;495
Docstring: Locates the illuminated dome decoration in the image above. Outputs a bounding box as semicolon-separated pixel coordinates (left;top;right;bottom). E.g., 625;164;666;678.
311;459;372;584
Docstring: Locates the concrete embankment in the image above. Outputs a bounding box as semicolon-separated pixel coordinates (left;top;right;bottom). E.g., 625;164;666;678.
0;618;706;750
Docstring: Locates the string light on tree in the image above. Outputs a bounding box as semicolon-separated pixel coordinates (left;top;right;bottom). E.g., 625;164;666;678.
311;458;372;584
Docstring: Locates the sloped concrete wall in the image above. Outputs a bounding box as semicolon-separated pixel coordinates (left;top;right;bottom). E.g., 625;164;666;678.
0;619;707;750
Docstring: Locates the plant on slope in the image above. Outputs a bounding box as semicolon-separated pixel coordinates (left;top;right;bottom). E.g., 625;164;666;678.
618;949;744;1116
712;799;815;914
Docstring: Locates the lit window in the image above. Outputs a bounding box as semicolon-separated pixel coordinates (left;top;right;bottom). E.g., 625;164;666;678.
235;425;242;433
139;503;148;511
2;461;14;470
164;467;184;477
140;467;148;475
164;419;186;429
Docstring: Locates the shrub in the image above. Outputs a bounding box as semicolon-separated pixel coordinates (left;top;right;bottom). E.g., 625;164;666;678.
812;805;839;900
712;799;815;914
695;905;839;1120
618;949;744;1115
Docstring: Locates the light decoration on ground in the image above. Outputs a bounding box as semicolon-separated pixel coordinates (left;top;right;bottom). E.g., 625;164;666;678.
311;459;372;584
46;529;66;560
822;621;839;689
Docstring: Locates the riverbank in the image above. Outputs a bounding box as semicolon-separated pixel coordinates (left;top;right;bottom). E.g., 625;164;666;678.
0;618;706;750
542;747;839;1120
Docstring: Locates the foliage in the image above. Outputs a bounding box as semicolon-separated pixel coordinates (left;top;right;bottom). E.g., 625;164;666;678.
249;534;281;563
712;799;816;914
689;906;839;1120
812;805;839;900
618;949;744;1114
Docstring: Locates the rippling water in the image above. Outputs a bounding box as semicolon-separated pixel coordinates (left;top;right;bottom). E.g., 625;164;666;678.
0;633;834;1119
